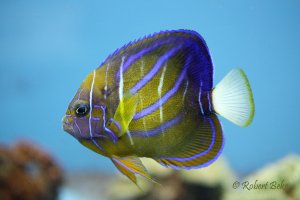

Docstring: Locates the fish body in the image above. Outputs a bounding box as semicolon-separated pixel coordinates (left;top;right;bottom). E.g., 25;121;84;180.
62;30;255;184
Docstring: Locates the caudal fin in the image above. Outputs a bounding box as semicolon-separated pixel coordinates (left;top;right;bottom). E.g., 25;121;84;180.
212;68;254;127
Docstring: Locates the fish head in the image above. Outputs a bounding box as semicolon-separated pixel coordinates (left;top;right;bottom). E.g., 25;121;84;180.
62;71;107;141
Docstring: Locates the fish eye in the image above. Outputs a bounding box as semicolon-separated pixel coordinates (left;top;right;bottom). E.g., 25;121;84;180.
74;103;90;117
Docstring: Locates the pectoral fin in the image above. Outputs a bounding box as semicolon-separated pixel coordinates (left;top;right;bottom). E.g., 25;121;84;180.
108;93;138;138
111;156;158;186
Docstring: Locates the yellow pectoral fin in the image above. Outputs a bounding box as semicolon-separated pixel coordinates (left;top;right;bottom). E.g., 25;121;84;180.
111;156;158;186
112;93;138;137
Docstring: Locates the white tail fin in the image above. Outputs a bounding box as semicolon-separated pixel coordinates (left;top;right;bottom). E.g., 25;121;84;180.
212;68;254;127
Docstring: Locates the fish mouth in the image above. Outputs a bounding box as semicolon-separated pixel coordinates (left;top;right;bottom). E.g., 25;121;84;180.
62;121;72;133
62;115;73;134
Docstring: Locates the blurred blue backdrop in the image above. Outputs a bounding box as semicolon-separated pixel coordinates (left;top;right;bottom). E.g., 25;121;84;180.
0;0;299;175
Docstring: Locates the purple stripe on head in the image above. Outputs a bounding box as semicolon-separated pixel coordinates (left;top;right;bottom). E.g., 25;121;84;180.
67;115;76;119
70;88;85;110
92;138;105;151
92;117;100;121
104;127;117;144
131;114;182;137
76;88;84;101
108;118;121;132
130;45;182;94
163;117;215;161
133;67;187;120
100;106;118;143
93;134;107;139
93;105;102;108
74;119;83;137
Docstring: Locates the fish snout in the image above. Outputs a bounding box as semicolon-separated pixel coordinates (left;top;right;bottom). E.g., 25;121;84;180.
62;115;73;133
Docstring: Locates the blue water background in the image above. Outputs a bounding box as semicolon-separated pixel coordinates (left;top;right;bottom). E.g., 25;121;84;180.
0;0;299;175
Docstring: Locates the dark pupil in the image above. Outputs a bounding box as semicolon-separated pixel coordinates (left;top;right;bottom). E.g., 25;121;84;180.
75;104;89;117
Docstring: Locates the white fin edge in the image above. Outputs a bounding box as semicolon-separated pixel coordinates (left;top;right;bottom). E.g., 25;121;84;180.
212;68;255;127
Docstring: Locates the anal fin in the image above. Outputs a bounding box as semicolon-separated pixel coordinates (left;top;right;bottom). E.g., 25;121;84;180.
111;156;158;186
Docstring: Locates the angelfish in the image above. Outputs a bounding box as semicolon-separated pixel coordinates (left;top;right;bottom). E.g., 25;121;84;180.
62;30;255;185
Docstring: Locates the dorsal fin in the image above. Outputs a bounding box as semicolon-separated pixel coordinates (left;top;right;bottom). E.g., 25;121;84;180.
101;30;213;91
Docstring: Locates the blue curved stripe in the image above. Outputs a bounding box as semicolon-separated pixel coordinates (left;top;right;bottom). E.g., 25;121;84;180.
99;106;118;143
161;117;216;162
130;45;182;94
92;138;104;151
115;40;170;81
157;117;224;170
131;114;182;137
108;118;121;133
159;137;224;170
133;67;186;120
74;119;83;137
